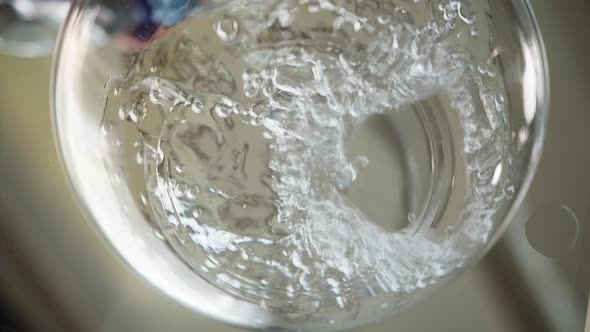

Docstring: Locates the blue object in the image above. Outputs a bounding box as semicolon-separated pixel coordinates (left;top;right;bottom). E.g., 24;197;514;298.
145;0;201;26
132;0;200;42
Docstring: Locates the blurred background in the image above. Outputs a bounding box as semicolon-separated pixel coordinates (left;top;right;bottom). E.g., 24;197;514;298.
0;1;588;331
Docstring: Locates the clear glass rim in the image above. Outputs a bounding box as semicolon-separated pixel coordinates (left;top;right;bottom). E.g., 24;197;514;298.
482;0;550;253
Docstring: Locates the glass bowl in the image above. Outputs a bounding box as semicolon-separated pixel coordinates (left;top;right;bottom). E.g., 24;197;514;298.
52;0;548;331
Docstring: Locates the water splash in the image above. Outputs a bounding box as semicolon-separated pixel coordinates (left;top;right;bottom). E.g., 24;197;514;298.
101;0;510;321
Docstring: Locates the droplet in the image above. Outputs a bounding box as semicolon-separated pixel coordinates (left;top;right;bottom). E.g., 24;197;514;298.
470;26;479;36
113;87;121;96
408;213;416;222
381;303;390;309
174;164;184;174
328;320;335;325
215;16;239;42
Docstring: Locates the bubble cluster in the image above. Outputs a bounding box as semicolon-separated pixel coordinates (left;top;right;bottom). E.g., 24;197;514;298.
102;0;511;322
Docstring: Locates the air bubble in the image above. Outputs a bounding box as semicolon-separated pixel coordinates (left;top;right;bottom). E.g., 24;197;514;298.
244;86;259;98
505;186;515;200
140;192;148;206
408;213;416;222
118;106;128;121
457;1;476;24
215;16;239;42
187;186;201;200
145;145;164;166
120;101;147;124
214;101;234;118
174;164;184;174
353;20;363;32
101;122;114;135
191;208;202;219
441;4;457;21
378;14;391;25
175;182;188;198
477;63;487;74
135;151;144;165
149;87;162;104
153;229;165;241
308;5;320;13
191;100;204;113
445;20;457;30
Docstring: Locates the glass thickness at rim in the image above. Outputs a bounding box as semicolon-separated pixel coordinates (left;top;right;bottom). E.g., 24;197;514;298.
483;0;549;253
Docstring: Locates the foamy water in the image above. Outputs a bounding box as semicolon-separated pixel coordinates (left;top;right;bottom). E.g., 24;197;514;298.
101;0;511;319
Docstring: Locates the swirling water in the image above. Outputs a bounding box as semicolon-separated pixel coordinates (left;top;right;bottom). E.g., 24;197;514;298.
101;0;512;322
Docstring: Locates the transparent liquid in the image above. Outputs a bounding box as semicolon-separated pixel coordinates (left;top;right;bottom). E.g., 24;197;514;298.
99;0;512;324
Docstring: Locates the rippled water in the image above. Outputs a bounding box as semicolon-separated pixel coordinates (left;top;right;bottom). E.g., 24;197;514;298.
100;0;512;321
